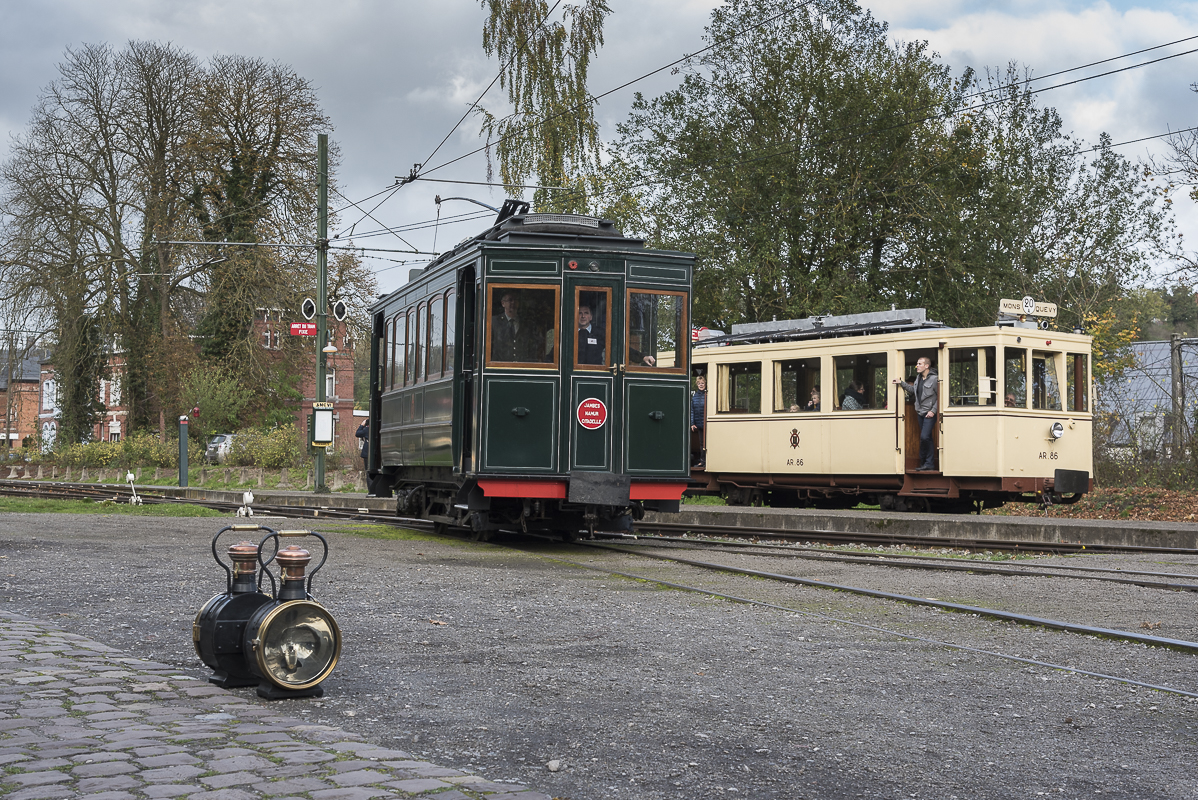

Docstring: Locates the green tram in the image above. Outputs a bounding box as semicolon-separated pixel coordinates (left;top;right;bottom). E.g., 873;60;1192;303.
366;208;694;537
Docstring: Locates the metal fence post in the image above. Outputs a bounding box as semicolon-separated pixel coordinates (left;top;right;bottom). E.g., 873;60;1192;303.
179;416;189;488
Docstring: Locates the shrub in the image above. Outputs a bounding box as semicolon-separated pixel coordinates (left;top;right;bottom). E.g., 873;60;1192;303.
229;427;303;469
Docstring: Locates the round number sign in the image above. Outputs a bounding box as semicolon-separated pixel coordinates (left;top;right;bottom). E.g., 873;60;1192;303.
577;398;608;430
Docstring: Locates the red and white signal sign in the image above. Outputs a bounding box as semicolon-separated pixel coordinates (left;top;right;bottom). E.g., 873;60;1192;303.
576;398;608;430
290;322;318;336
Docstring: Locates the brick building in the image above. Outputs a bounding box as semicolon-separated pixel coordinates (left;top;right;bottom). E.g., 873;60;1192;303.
0;351;43;450
37;316;357;449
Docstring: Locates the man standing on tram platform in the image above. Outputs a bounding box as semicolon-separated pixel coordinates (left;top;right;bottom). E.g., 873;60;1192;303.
894;356;938;471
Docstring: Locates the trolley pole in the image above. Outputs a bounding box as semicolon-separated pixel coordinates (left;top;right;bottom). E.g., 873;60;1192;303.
314;133;330;494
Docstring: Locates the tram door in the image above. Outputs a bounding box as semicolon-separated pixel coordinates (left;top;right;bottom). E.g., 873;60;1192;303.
562;274;624;473
898;349;941;472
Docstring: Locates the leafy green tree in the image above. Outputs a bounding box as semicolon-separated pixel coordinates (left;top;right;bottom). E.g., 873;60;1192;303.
475;0;610;212
179;364;253;441
610;0;1170;331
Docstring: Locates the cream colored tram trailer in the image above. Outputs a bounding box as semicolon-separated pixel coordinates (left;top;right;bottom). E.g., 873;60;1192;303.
690;310;1093;512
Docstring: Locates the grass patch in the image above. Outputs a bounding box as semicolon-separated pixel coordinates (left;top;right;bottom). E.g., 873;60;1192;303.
317;522;444;543
682;494;727;505
0;497;226;517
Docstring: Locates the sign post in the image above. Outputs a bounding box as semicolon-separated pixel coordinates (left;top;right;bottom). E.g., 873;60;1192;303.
314;134;330;494
178;415;188;488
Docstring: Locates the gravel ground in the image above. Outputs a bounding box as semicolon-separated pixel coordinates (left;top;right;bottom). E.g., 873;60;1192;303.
2;513;1198;799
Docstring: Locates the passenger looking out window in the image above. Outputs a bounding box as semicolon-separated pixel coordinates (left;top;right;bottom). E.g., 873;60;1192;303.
574;287;610;368
834;353;885;410
774;358;821;412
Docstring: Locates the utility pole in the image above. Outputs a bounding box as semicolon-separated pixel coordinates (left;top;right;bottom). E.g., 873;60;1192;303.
314;133;329;493
1171;332;1184;460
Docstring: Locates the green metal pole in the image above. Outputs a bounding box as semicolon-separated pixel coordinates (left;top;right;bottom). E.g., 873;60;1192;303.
314;133;329;493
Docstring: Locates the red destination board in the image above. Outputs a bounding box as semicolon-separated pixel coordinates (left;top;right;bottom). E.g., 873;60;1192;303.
576;398;608;430
290;322;318;336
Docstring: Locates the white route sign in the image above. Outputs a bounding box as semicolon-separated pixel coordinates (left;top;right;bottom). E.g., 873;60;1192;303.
999;297;1057;318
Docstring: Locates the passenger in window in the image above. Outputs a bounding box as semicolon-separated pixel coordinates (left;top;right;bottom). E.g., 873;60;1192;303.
628;334;657;367
841;381;867;410
491;290;539;362
1005;393;1018;407
806;386;821;412
576;305;605;365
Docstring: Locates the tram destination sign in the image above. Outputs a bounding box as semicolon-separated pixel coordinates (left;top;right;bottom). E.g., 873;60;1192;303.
999;297;1058;318
290;322;318;336
577;398;608;430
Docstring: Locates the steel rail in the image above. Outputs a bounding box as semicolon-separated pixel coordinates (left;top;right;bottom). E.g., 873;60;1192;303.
582;542;1198;654
629;536;1198;592
521;545;1198;699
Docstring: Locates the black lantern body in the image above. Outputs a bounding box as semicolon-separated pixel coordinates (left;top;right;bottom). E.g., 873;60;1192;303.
193;525;341;699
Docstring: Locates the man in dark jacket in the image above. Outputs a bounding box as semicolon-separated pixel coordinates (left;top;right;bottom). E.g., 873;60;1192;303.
576;304;605;365
894;357;939;471
355;418;369;475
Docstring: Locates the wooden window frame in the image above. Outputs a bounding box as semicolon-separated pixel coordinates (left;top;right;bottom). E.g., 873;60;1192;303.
444;289;456;376
573;285;613;371
625;288;688;374
483;282;561;370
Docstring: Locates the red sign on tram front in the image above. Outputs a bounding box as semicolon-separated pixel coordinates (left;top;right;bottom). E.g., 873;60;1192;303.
576;398;608;430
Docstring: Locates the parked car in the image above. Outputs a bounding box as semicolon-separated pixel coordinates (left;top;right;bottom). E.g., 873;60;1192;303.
206;434;235;464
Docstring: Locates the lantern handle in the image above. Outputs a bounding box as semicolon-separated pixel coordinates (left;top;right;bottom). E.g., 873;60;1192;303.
210;523;278;594
255;529;330;600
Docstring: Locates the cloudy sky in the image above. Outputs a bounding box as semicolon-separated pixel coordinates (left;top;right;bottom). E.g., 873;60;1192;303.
1;0;1195;294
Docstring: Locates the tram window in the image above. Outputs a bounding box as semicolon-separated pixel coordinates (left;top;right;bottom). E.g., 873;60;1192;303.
948;347;996;406
414;302;426;382
382;318;391;390
444;291;456;375
627;290;686;372
428;295;445;379
1003;348;1027;408
716;363;761;414
833;353;885;411
394;313;406;388
1066;353;1088;412
404;312;414;385
486;284;559;367
774;358;821;412
575;287;612;369
1032;351;1063;411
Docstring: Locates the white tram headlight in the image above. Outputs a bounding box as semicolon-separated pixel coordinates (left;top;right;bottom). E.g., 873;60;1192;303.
1049;422;1065;440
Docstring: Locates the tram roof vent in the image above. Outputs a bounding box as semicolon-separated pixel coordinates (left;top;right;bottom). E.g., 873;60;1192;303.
731;308;930;335
523;213;600;227
704;308;946;346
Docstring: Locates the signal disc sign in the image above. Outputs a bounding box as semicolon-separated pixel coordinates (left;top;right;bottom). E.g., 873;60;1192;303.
577;398;608;430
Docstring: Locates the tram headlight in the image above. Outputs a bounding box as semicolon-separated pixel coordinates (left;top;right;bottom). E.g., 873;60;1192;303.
1049;422;1065;440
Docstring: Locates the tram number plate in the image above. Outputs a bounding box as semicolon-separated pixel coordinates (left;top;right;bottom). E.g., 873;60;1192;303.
786;459;804;467
1038;452;1059;460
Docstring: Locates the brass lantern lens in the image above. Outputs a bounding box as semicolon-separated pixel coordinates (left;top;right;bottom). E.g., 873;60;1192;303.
251;600;341;690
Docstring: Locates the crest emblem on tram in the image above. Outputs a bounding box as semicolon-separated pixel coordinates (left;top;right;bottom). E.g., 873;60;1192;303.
789;429;800;449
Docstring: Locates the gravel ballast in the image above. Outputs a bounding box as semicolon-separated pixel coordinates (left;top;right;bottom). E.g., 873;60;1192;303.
2;513;1197;799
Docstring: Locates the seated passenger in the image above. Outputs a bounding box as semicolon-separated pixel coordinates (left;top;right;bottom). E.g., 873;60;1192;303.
491;290;541;363
627;334;656;367
1005;393;1018;407
806;387;821;412
840;381;867;410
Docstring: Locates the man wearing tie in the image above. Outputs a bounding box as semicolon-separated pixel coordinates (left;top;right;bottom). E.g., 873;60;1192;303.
576;304;605;365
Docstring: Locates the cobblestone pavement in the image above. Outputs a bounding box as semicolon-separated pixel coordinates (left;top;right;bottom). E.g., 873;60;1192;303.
0;610;551;800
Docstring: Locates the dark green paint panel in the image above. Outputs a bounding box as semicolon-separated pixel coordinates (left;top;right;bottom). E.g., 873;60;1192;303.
629;263;689;282
625;382;688;474
571;380;611;471
489;258;560;274
484;378;558;470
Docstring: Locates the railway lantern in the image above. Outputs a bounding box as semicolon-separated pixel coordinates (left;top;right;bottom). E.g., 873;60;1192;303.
1049;422;1065;440
193;526;342;699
